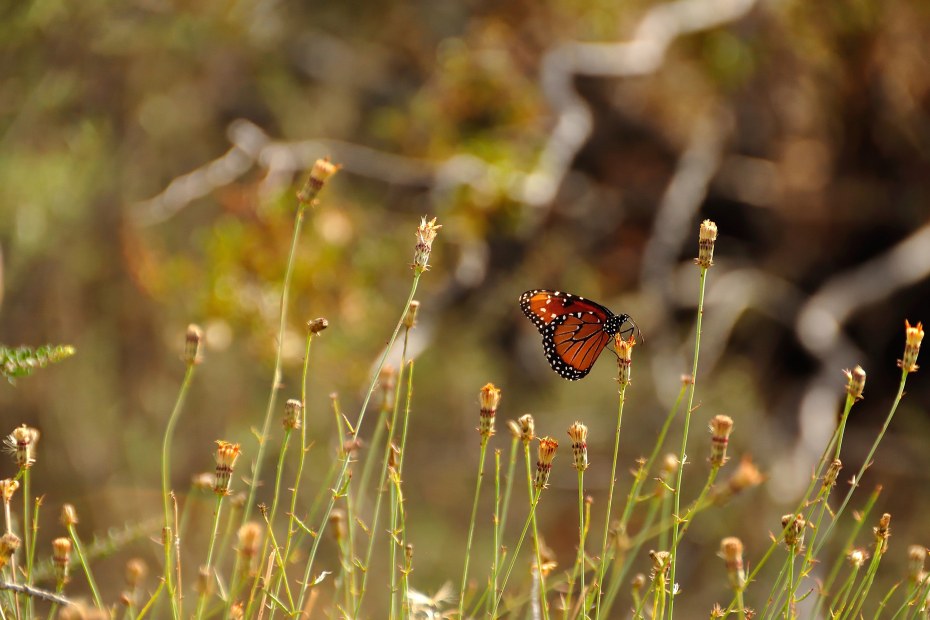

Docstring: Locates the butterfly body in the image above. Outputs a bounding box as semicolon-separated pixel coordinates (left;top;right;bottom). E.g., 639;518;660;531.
519;289;635;380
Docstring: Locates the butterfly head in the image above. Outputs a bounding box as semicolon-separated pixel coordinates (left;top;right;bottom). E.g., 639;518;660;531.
609;313;642;344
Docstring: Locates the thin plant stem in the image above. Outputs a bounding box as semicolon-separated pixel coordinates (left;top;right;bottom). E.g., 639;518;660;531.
603;492;662;612
525;444;551;620
594;381;628;619
492;486;542;618
784;546;796;619
499;436;520;542
394;359;416;619
294;272;422;613
241;197;313;529
830;563;860;619
673;465;720;546
458;436;490;618
66;522;104;611
248;430;292;608
565;469;587;620
815;368;909;555
194;494;225;620
668;265;708;620
490;449;502;618
22;469;33;620
161;362;196;620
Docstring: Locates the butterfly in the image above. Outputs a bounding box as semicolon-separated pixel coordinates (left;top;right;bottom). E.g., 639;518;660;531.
519;289;639;380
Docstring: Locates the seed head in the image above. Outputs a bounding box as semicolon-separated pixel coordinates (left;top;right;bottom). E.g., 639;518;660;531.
403;301;421;330
567;421;589;472
308;317;329;335
53;537;72;584
378;365;397;412
125;558;147;588
184;324;204;365
822;459;842;490
719;537;745;589
649;550;671;579
329;509;347;544
714;455;764;504
283;399;303;431
848;548;867;569
479;383;501;438
412;216;441;274
0;479;19;503
631;573;646;593
535;437;559;491
874;513;891;554
196;565;212;596
5;424;39;469
213;441;242;496
297;158;340;205
843;366;866;400
61;504;79;527
899;320;924;373
781;514;806;550
0;533;20;570
708;415;734;467
695;219;718;269
909;545;927;583
192;472;215;492
656;454;679;497
238;522;263;567
615;334;635;388
515;414;535;444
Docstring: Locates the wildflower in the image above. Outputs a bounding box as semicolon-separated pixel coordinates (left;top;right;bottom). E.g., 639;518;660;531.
535;437;559;491
567;421;588;472
616;334;635;389
0;533;20;570
822;459;842;490
720;537;745;590
631;573;646;595
196;565;212;596
649;550;671;579
0;479;19;503
184;324;204;365
192;472;215;492
126;558;147;588
479;383;501;439
516;414;535;444
843;366;866;400
848;548;867;568
899;320;924;373
714;455;764;504
874;513;891;554
238;522;263;572
708;415;734;467
909;545;927;583
781;514;806;550
413;216;441;274
656;454;679;497
213;441;242;496
5;424;40;469
695;219;718;269
404;301;421;330
307;317;329;334
329;509;347;544
53;537;72;584
297;158;340;205
61;504;79;527
378;365;397;412
283;399;302;431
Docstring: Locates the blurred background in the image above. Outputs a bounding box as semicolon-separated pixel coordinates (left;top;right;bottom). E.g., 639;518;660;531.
2;0;930;615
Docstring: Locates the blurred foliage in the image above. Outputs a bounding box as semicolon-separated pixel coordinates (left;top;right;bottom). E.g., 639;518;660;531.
0;344;74;383
1;0;930;613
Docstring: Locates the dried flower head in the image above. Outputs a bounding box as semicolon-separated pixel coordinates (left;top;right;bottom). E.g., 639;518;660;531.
843;366;866;400
709;415;734;467
899;320;924;373
283;399;303;431
567;421;589;472
184;324;204;365
516;414;535;444
0;533;20;570
378;365;397;412
297;158;340;205
822;459;842;490
874;513;892;554
695;219;718;269
615;334;635;388
909;545;927;583
781;514;806;550
656;454;680;497
196;565;212;596
848;548;867;569
125;558;147;588
329;509;347;543
720;537;746;589
61;504;79;527
5;424;40;469
714;455;764;504
53;537;72;584
535;437;559;491
649;550;671;579
308;317;329;334
238;522;263;570
479;383;501;438
0;479;19;503
631;573;646;593
213;441;242;495
229;603;245;619
191;472;215;492
403;301;421;330
413;216;441;274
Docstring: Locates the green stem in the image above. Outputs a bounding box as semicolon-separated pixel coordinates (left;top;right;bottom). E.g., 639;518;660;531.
499;436;520;543
194;494;225;620
490;449;502;618
67;522;104;611
594;382;628;619
668;265;707;620
161;362;196;620
242;202;310;528
294;272;422;613
458;436;490;618
493;482;542;617
565;469;587;620
395;359;416;619
525;445;550;620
